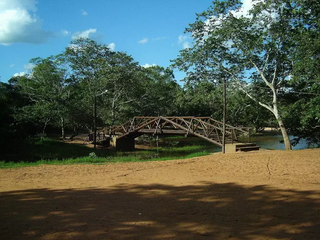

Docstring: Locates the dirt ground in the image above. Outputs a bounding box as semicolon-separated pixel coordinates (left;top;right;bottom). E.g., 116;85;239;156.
1;149;320;240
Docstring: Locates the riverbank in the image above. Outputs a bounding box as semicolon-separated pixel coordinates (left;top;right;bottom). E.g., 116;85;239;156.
1;148;319;239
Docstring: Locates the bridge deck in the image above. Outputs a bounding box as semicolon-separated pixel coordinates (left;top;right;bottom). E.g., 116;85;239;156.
108;116;251;148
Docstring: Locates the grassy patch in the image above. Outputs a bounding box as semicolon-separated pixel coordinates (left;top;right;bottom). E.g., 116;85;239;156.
160;135;185;140
0;137;218;169
156;145;205;153
0;150;212;169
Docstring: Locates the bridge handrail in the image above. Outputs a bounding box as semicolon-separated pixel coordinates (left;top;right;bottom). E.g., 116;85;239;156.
167;116;250;135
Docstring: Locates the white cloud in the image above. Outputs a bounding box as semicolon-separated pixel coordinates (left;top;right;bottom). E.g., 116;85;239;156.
138;38;148;44
62;30;70;36
13;72;25;77
178;35;189;44
231;0;254;17
142;63;157;68
221;0;264;19
13;62;35;77
153;37;166;41
71;28;97;40
108;43;115;51
178;35;191;49
235;0;265;17
201;0;267;41
81;10;88;16
10;63;14;67
24;62;34;71
183;42;190;49
0;0;53;45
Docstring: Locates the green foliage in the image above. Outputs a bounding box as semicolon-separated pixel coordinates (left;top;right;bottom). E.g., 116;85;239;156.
285;96;320;145
0;81;37;154
14;56;74;139
281;0;320;144
133;66;180;117
176;80;219;116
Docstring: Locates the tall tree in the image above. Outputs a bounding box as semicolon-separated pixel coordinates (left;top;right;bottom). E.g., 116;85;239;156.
16;56;72;139
283;0;320;145
99;52;143;126
65;38;115;148
172;0;314;150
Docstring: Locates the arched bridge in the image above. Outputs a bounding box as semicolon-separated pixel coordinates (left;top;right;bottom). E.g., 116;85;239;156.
108;116;259;152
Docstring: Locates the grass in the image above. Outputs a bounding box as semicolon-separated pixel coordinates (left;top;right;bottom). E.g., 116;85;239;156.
0;137;216;169
0;151;212;169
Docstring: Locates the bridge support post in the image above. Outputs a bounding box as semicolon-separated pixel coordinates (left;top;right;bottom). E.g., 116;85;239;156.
225;144;237;153
111;136;135;151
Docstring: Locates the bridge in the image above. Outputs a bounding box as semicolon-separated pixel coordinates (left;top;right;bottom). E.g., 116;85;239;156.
108;116;259;152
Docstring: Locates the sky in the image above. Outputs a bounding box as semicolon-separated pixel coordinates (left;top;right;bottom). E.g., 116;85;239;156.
0;0;218;83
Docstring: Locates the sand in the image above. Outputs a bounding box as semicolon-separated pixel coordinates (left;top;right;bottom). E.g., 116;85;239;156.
0;149;320;239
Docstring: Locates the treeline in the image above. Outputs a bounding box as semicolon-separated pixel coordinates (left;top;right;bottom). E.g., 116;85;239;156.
1;38;272;153
1;0;320;156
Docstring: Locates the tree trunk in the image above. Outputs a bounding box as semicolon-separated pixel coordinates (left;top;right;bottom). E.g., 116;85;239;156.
69;124;78;140
222;78;226;154
275;115;292;150
111;97;116;127
61;117;65;140
42;118;50;143
270;95;292;150
93;94;97;150
236;71;292;150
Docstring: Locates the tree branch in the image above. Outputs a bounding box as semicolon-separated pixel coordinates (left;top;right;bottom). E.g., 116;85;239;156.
221;66;274;113
271;61;277;86
234;81;274;113
263;52;270;72
249;59;273;89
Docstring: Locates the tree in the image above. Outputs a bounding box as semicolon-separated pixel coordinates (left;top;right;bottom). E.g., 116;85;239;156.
0;80;37;156
135;66;180;117
16;56;72;139
283;0;320;145
99;52;143;126
175;80;220;117
172;0;311;150
65;38;116;148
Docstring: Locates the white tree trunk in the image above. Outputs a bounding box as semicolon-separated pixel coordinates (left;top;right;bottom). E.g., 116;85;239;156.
272;104;292;150
61;117;65;140
233;74;292;150
231;59;292;150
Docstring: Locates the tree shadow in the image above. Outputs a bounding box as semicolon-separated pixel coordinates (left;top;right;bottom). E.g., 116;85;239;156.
3;138;114;162
1;182;319;239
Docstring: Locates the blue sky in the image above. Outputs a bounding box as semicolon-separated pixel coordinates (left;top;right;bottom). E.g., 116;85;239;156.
0;0;215;83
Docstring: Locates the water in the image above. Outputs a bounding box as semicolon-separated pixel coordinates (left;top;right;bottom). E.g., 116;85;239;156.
160;135;317;151
248;135;317;150
132;134;317;161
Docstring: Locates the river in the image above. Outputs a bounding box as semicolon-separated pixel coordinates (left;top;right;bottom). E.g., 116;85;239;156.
248;135;318;150
160;135;318;151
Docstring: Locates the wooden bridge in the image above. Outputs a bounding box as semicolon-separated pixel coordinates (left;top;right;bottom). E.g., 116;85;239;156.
108;116;259;152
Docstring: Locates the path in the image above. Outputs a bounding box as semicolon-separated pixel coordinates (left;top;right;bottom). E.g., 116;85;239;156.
0;149;320;239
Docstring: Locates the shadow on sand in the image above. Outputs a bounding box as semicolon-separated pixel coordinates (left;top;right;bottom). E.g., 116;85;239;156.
1;182;319;239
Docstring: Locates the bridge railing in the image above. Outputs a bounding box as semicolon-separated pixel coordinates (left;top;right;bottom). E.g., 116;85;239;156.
164;117;251;144
107;116;251;144
198;117;251;143
108;117;159;136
